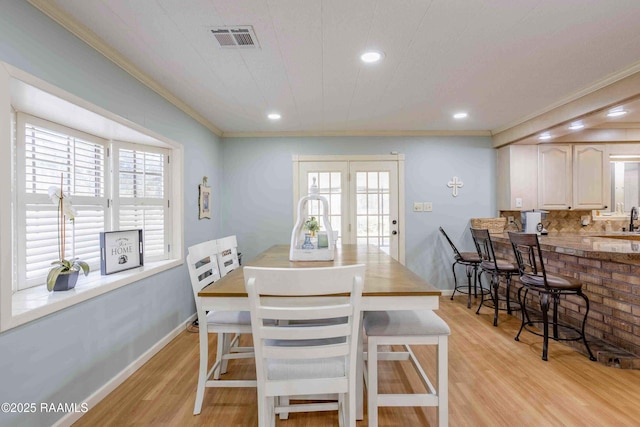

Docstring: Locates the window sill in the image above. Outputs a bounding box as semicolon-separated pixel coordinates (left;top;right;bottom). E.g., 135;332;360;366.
5;258;183;331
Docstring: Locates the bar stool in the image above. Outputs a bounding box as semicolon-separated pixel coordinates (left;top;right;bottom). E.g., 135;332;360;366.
363;310;450;427
509;232;597;361
439;226;487;308
471;228;520;326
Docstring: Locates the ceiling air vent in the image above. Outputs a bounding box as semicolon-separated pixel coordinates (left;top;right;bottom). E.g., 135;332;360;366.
210;26;260;49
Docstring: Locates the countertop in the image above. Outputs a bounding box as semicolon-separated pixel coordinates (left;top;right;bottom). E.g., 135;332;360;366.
491;231;640;264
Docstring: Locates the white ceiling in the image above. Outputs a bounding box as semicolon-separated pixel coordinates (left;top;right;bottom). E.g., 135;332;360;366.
33;0;640;136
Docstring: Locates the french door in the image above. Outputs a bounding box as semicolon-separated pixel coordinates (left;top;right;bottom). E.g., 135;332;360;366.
293;155;404;263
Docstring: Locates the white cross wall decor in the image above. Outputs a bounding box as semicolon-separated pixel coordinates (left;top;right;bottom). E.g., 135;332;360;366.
447;176;463;197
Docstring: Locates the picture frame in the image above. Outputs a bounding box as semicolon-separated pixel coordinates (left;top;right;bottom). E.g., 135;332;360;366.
199;184;211;219
100;229;144;275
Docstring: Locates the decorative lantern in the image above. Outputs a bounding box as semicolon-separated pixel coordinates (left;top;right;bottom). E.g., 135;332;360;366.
289;178;335;261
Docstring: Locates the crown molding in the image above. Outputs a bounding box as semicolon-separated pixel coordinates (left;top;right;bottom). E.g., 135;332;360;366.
26;0;223;137
222;129;492;138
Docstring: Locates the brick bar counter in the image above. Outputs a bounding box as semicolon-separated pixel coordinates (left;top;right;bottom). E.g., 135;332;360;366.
490;232;640;368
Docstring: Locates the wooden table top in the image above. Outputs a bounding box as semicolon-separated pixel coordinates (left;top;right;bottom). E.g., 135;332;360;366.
199;244;441;298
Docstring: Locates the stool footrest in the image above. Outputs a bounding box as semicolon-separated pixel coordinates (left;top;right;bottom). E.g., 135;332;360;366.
377;351;411;361
377;393;439;407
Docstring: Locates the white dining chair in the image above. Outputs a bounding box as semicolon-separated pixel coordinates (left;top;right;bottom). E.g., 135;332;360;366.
213;234;245;374
364;310;450;427
215;235;241;277
186;240;255;415
244;264;365;427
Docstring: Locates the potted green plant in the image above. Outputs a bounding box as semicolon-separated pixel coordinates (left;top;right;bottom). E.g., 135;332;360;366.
304;216;320;237
46;178;90;291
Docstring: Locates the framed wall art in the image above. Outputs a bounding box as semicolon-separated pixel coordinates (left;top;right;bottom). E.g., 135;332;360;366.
100;229;144;275
199;176;211;219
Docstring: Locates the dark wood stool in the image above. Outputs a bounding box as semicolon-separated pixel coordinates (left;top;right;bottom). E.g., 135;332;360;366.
439;226;487;308
509;232;596;361
471;228;520;326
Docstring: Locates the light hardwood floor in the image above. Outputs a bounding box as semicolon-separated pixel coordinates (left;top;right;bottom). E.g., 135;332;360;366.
73;296;640;426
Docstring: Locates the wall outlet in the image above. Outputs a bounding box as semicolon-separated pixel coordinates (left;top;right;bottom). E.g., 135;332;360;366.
515;197;523;208
581;215;590;226
413;202;424;212
423;202;433;212
508;216;515;224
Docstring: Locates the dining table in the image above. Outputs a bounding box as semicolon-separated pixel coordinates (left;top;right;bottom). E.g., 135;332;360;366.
198;243;442;419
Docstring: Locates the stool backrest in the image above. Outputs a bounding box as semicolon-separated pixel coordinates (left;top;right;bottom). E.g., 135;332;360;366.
215;235;240;277
186;240;221;320
439;227;463;260
508;232;549;288
470;228;498;269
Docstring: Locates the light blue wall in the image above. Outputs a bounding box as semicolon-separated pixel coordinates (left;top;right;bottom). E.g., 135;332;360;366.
220;136;497;290
0;2;498;425
0;2;221;426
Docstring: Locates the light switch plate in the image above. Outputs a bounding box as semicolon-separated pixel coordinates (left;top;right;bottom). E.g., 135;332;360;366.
423;202;433;212
515;197;523;208
413;202;424;212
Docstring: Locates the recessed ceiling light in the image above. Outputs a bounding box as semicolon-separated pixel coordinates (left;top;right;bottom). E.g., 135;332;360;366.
360;51;384;63
568;121;584;130
267;113;281;120
607;106;627;117
538;132;552;141
453;112;468;119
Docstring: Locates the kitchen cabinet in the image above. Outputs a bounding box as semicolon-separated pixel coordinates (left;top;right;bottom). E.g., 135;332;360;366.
498;143;610;212
538;145;572;209
537;144;609;210
573;144;609;209
497;145;538;210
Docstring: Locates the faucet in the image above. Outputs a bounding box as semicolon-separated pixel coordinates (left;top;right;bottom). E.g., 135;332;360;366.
630;207;638;232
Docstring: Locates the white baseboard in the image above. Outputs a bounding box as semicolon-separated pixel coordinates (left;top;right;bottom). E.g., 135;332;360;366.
440;289;454;297
53;313;197;427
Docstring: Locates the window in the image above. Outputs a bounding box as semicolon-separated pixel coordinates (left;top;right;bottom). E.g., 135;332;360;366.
113;144;170;260
15;114;171;291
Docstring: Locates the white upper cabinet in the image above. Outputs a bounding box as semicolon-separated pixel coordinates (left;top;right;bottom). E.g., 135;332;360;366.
499;143;611;211
573;144;609;210
538;145;573;210
497;145;538;210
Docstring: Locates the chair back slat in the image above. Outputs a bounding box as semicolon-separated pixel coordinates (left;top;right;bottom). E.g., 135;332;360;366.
508;232;548;287
259;303;352;322
264;343;350;360
471;228;498;268
259;323;351;341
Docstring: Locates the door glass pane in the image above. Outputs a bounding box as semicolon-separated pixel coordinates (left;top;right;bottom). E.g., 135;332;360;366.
355;171;391;254
305;170;342;243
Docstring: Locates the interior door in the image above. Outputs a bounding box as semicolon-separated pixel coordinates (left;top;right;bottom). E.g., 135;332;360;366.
296;158;401;261
298;162;349;244
349;161;399;259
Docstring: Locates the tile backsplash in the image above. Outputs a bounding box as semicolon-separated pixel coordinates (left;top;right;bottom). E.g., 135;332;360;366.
499;210;628;233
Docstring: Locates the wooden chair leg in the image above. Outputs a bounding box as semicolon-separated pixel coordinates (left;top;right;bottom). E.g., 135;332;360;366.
437;335;448;427
367;338;379;427
193;325;209;414
213;333;225;379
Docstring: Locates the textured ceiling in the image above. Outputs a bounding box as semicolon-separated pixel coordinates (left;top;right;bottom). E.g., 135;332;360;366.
33;0;640;135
